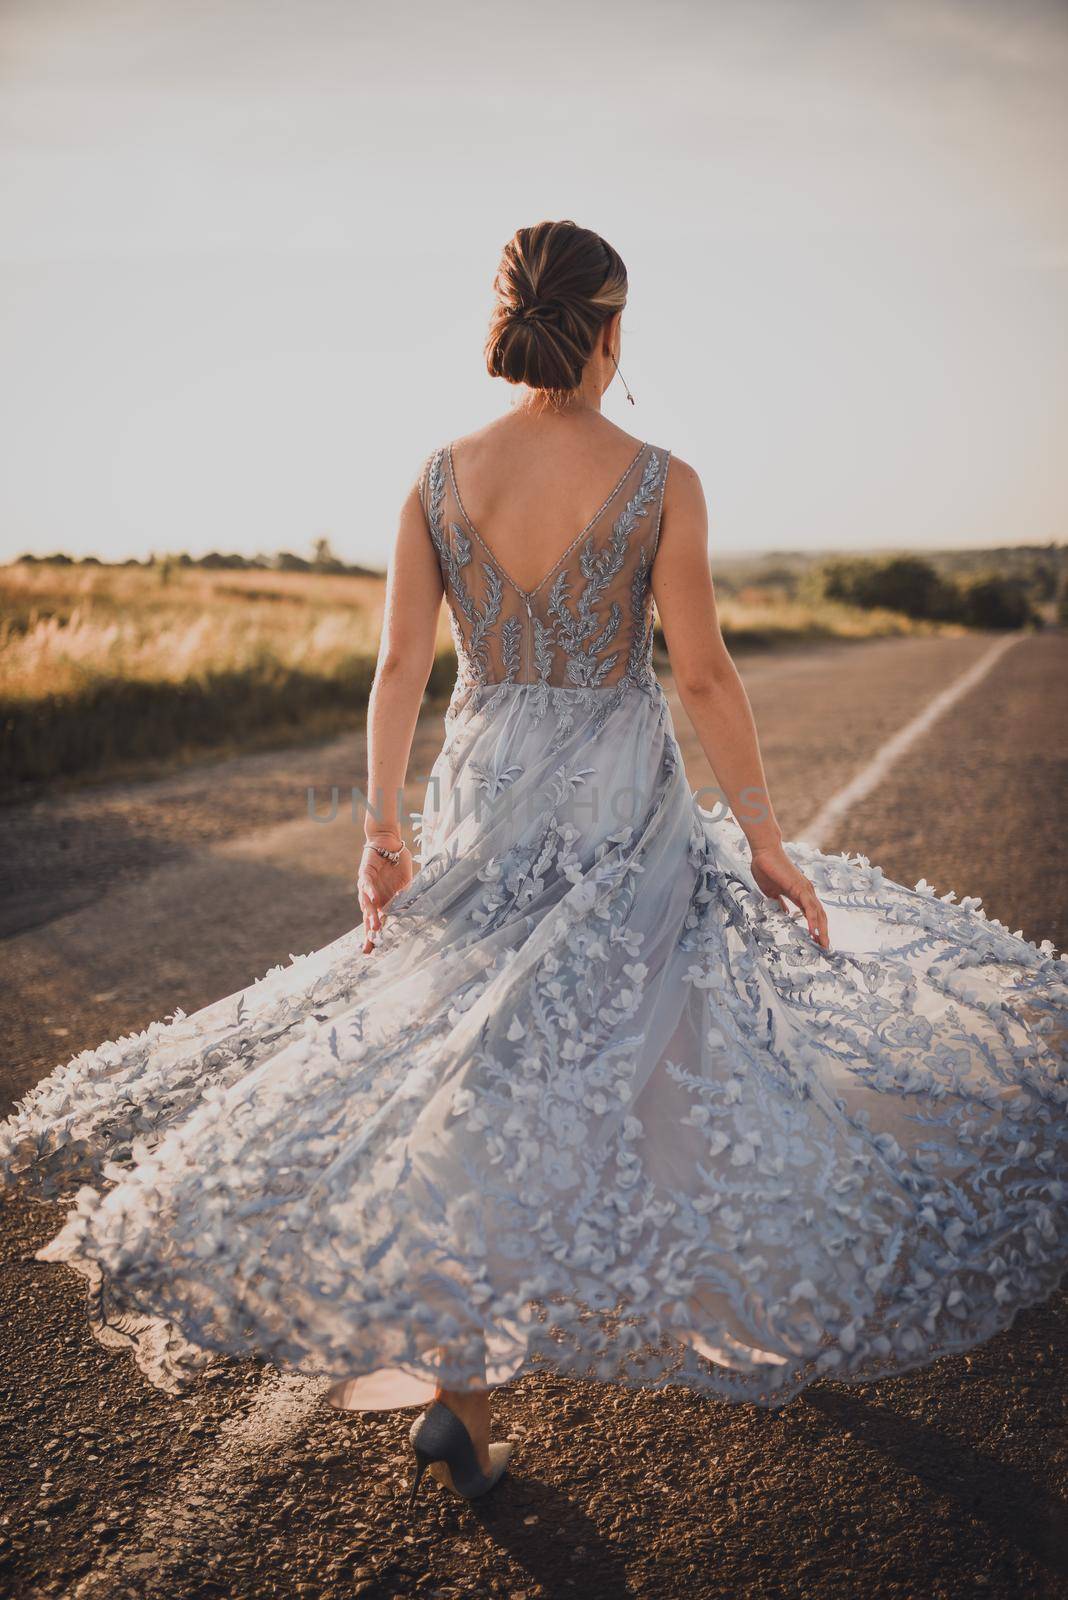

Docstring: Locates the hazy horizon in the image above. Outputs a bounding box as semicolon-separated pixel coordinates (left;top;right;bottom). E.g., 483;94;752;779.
13;535;1062;575
2;0;1066;566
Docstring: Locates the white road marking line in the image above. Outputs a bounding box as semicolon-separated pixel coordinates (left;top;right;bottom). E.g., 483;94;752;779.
72;1371;328;1596
797;633;1021;851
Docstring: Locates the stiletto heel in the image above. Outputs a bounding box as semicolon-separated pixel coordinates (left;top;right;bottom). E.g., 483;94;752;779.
408;1447;432;1512
406;1400;514;1507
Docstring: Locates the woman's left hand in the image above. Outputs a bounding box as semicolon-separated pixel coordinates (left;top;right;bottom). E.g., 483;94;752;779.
357;843;414;954
750;842;831;950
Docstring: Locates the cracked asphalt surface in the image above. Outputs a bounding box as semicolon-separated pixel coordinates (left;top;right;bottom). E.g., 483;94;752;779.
2;631;1065;1599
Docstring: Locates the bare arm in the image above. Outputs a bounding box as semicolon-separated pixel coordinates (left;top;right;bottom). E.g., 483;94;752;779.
357;477;444;952
652;457;830;949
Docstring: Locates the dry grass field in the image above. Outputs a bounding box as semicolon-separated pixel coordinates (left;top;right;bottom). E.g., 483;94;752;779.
0;562;453;794
0;561;424;701
0;558;960;795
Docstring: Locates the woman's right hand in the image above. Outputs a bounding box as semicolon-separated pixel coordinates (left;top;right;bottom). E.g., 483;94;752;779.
749;843;831;950
357;842;413;955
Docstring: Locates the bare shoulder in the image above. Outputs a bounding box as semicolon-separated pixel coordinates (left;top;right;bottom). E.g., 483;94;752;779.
661;453;706;518
445;417;507;472
598;416;646;454
450;419;492;453
451;414;530;453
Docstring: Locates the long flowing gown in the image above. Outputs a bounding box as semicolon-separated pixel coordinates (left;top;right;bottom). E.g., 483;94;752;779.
2;438;1066;1414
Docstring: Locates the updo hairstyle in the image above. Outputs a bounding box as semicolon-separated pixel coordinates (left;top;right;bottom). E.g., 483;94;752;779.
484;220;628;405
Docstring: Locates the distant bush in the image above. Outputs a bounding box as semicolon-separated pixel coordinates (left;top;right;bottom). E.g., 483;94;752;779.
823;556;1036;630
13;547;381;578
199;551;257;570
959;576;1036;630
823;556;963;621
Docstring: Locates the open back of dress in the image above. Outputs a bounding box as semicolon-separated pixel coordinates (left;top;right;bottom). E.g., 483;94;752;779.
423;440;668;702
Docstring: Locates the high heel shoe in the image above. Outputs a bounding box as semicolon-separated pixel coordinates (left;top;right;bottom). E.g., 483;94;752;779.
407;1400;514;1510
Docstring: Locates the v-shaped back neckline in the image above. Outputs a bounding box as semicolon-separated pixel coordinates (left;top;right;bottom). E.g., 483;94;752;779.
445;439;650;602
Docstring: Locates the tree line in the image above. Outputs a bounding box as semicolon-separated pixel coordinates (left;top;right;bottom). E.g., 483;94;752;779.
821;556;1053;630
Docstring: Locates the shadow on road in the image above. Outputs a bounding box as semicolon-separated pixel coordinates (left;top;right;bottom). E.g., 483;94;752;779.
469;1470;633;1598
802;1388;1068;1576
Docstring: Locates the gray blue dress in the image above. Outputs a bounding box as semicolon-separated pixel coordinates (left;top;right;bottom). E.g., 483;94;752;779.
2;439;1065;1410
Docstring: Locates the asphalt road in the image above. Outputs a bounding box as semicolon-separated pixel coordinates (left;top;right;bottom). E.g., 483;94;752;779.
1;631;1066;1600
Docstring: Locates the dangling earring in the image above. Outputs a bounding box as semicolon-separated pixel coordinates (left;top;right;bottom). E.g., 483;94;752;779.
610;349;636;406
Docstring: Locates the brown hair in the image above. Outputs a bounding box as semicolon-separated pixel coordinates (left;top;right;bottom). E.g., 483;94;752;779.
484;220;628;404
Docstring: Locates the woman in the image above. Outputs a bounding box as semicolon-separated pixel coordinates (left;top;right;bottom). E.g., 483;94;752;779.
2;220;1065;1512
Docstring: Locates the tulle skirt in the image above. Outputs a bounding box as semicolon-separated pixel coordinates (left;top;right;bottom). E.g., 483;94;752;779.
2;678;1066;1410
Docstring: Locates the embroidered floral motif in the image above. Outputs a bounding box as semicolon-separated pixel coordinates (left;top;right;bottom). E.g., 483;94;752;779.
424;452;504;696
422;444;667;714
501;615;522;683
2;439;1065;1413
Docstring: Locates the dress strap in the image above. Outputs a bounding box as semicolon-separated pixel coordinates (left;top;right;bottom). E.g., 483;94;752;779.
649;445;672;560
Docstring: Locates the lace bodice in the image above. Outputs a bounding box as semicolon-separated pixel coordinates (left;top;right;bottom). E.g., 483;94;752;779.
417;440;671;698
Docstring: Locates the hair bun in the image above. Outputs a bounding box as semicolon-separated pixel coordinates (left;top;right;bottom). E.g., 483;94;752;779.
512;300;559;325
485;220;628;398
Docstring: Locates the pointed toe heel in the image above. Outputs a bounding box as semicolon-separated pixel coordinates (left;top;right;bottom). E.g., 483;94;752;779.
406;1400;513;1511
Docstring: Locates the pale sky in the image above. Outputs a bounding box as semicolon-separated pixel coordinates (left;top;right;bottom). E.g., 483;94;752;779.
1;0;1066;565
